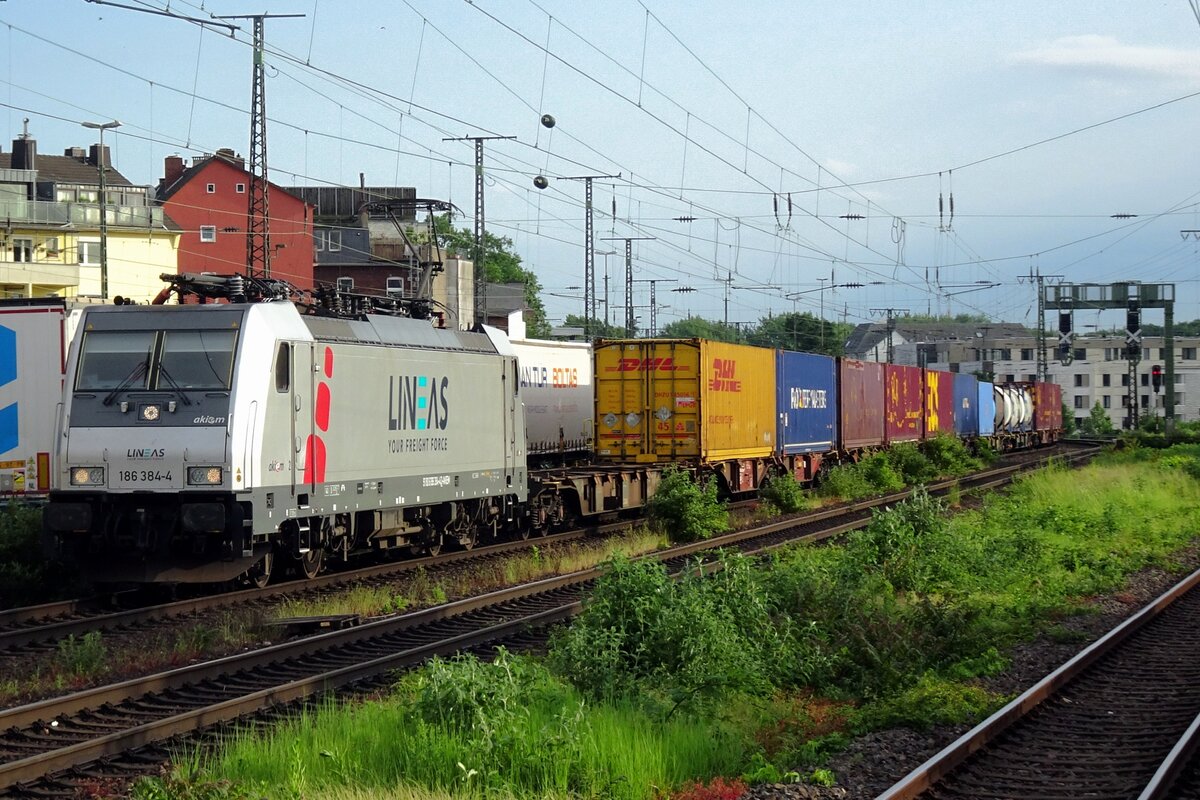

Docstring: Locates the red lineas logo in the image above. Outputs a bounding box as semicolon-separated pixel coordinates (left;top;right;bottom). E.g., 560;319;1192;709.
708;358;741;392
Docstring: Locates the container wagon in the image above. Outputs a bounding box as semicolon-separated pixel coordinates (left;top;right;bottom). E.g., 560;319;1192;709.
952;373;979;437
775;350;837;481
885;364;924;444
838;358;885;450
509;336;593;462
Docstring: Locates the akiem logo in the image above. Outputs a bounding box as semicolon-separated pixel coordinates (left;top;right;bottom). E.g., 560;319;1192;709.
389;374;450;431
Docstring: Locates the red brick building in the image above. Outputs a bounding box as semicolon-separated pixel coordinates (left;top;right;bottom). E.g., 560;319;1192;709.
157;150;314;289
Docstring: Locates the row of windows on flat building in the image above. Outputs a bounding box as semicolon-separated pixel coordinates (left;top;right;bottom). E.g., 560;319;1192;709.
195;229;344;252
975;347;1199;362
1074;393;1182;409
8;237;100;264
1070;372;1186;388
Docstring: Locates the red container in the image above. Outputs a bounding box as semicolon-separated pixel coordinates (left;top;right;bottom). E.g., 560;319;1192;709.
885;364;924;444
924;369;956;436
1034;382;1062;431
838;358;885;449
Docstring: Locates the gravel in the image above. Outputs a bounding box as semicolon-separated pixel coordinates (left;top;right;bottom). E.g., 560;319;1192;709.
743;544;1200;800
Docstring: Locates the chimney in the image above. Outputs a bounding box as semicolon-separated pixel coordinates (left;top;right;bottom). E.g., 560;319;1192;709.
88;143;111;169
163;155;185;187
64;147;87;159
215;148;246;171
11;133;36;171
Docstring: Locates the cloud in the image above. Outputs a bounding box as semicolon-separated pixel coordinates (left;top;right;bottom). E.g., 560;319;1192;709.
1009;35;1200;83
823;158;857;178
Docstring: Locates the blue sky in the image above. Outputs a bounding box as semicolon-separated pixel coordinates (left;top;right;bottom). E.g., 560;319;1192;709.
4;0;1200;331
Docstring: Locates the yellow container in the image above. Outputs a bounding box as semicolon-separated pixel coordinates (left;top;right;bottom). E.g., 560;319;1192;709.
594;339;776;463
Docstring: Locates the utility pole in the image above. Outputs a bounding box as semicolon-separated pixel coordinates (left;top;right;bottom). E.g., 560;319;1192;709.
596;250;616;328
632;278;677;336
871;307;909;364
561;174;620;337
217;12;304;279
602;236;654;336
1023;265;1063;382
443;134;516;326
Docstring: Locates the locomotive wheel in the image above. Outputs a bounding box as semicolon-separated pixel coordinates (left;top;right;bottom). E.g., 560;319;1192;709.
245;552;274;589
295;547;324;580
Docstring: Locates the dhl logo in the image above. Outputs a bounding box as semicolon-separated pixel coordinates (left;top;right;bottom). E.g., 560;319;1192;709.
708;358;741;392
606;357;685;373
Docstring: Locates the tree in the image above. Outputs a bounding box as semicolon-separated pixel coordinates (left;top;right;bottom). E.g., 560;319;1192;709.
563;314;624;338
431;213;550;337
747;312;851;355
1079;401;1115;435
1061;402;1077;436
659;316;745;343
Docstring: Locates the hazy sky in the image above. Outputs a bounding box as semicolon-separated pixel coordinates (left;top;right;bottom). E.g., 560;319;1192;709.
3;1;1200;331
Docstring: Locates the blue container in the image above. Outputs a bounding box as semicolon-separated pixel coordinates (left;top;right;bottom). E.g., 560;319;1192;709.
952;373;979;436
775;351;837;454
977;380;995;436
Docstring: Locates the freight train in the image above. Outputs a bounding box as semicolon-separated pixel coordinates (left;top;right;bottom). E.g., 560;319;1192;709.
42;277;1061;586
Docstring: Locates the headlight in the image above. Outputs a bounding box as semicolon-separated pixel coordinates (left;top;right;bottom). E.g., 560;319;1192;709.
140;404;161;421
187;466;223;486
70;467;105;486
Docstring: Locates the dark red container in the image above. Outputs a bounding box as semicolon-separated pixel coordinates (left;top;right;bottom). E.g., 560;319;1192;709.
923;369;957;436
838;358;885;450
1034;382;1062;431
885;364;924;444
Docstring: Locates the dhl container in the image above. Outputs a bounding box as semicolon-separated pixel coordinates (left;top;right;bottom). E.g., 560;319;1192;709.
838;358;885;449
1034;381;1062;431
977;381;996;436
952;373;979;436
885;364;924;443
924;369;956;436
594;339;775;463
776;351;837;454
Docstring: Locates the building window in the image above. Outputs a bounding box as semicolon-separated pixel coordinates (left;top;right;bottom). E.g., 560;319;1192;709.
1004;374;1014;383
1143;347;1151;360
1073;374;1084;387
1141;373;1150;386
236;183;246;193
1073;347;1086;361
1141;394;1149;408
999;348;1011;360
44;237;59;257
1020;348;1033;361
1121;374;1130;387
78;240;100;266
1102;395;1111;408
206;183;216;194
1184;348;1197;360
78;189;98;203
386;276;405;297
55;188;75;203
11;238;33;263
336;277;354;292
1073;395;1086;409
200;225;217;243
1026;374;1037;382
1159;348;1167;360
1102;373;1111;387
327;230;342;252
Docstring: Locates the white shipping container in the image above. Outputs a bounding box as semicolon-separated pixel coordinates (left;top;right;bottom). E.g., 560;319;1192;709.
0;299;71;494
509;337;593;457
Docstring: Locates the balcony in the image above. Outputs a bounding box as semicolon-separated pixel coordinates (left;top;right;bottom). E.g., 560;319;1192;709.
0;258;79;292
0;198;167;229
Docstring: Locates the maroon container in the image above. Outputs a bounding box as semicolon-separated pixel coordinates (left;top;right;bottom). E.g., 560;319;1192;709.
923;369;957;436
885;364;924;444
1034;382;1062;431
838;358;885;450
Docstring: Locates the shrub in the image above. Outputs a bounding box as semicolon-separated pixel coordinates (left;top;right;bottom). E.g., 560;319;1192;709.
646;466;729;543
670;776;749;800
850;672;1005;732
759;472;810;513
885;442;938;484
921;434;982;476
0;503;80;608
819;452;904;500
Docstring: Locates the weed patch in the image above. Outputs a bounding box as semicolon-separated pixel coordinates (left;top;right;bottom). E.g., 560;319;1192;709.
646;466;729;542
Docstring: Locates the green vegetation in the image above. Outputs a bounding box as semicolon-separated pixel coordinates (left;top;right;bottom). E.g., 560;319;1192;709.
0;503;81;608
646;467;730;542
1080;401;1116;435
758;472;813;514
148;449;1200;800
818;435;982;500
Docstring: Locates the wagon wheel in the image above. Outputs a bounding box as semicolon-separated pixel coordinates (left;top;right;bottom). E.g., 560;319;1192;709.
294;547;324;580
243;551;274;589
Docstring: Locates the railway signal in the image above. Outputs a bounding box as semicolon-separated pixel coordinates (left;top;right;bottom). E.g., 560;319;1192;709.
1152;364;1163;393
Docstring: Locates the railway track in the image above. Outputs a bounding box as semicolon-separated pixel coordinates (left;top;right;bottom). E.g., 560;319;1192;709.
879;563;1200;800
0;445;1097;796
0;441;1093;662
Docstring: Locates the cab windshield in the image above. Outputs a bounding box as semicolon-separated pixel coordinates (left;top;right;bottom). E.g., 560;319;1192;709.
76;329;238;392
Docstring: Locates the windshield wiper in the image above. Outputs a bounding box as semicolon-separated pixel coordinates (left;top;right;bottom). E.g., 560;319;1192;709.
102;360;150;406
156;364;194;406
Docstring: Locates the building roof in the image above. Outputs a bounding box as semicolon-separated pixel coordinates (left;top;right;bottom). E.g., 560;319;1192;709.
0;152;134;187
157;151;307;204
845;321;1030;356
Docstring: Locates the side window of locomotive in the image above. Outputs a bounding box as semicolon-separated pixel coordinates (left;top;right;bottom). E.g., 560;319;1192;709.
275;342;290;392
75;330;156;391
158;330;238;390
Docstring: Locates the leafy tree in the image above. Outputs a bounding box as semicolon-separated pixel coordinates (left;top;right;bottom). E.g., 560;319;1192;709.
902;312;994;324
563;314;624;338
1061;403;1077;436
431;213;550;336
747;311;852;355
659;316;746;343
1079;401;1115;435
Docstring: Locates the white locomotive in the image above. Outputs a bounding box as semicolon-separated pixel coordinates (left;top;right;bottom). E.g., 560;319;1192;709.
44;291;528;586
